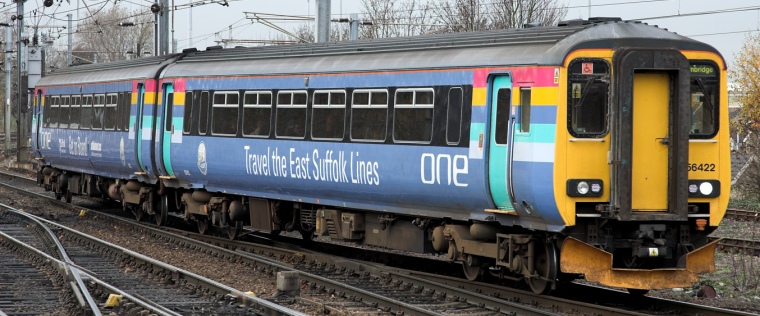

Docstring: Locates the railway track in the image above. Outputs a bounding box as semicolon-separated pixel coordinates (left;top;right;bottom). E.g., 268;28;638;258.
0;197;302;315
0;170;756;315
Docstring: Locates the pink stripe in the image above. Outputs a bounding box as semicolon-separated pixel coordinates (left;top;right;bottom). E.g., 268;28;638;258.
174;79;186;92
473;67;558;88
144;80;157;92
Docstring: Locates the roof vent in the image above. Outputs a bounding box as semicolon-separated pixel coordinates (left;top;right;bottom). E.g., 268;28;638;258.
206;45;223;51
558;17;622;27
182;48;198;53
523;22;542;28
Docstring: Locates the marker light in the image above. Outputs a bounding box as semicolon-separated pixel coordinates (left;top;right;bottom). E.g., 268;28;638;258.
687;180;720;198
567;179;603;197
577;181;590;195
699;182;713;195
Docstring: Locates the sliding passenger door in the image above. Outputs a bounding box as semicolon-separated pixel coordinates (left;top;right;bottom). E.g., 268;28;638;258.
135;83;148;173
487;75;515;211
157;83;175;177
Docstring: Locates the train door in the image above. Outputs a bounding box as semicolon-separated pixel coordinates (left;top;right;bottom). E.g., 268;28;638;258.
631;73;669;211
33;89;43;157
135;83;148;173
158;83;175;177
610;49;690;219
487;75;515;210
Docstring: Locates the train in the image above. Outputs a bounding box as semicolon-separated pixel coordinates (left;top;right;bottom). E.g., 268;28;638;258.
32;17;730;294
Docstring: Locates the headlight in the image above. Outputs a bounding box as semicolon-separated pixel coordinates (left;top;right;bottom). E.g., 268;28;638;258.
577;181;590;195
567;179;603;197
688;180;720;198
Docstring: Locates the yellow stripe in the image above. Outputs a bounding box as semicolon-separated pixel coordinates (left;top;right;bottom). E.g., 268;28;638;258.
174;93;185;105
144;92;156;105
472;87;486;106
512;87;559;106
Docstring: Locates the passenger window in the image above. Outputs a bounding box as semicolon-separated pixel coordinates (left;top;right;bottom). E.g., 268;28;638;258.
689;62;719;138
276;90;307;138
351;90;387;141
49;97;59;128
199;91;210;135
92;95;105;130
43;96;51;128
80;96;93;130
211;91;239;136
520;88;531;133
122;92;132;131
183;91;193;134
312;90;345;140
394;88;434;143
59;96;70;129
69;96;81;130
242;92;272;137
446;87;463;145
104;94;118;130
165;92;174;132
567;59;609;137
494;89;510;144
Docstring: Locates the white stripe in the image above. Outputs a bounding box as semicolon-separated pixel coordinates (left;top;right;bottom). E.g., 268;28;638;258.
512;142;554;163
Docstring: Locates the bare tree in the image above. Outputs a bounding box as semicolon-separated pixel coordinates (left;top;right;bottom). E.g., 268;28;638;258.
432;0;488;33
73;6;153;63
489;0;567;29
361;0;434;39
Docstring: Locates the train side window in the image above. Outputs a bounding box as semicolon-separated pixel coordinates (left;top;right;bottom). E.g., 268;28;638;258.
199;91;210;135
351;89;387;141
211;91;239;136
242;91;272;137
567;59;609;137
123;92;132;131
116;92;128;131
59;96;70;129
394;88;434;143
80;95;93;130
689;62;719;138
49;96;59;128
69;96;81;130
92;94;105;130
520;88;531;133
43;96;51;128
312;90;345;140
182;91;193;134
276;90;307;138
104;93;118;130
446;87;463;145
494;88;510;144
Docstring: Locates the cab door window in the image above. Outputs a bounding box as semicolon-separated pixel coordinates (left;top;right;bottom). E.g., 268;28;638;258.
567;59;610;137
689;62;719;138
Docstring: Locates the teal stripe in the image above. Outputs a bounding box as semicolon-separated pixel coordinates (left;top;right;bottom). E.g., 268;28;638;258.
470;123;485;141
514;123;555;144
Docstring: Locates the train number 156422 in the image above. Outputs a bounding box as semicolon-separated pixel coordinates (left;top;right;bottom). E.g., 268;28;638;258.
688;163;715;172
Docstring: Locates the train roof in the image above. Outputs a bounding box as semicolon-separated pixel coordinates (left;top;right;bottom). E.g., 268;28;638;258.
36;54;182;87
37;19;723;87
163;19;722;77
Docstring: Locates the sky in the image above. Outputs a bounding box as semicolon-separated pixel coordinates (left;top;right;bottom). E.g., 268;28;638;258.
16;0;760;70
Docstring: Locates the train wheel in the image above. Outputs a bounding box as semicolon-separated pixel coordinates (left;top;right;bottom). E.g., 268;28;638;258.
526;240;558;294
155;195;169;226
462;263;482;281
197;216;210;235
226;220;243;240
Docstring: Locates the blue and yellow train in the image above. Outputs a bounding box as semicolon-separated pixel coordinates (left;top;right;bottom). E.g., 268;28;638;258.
32;18;730;293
